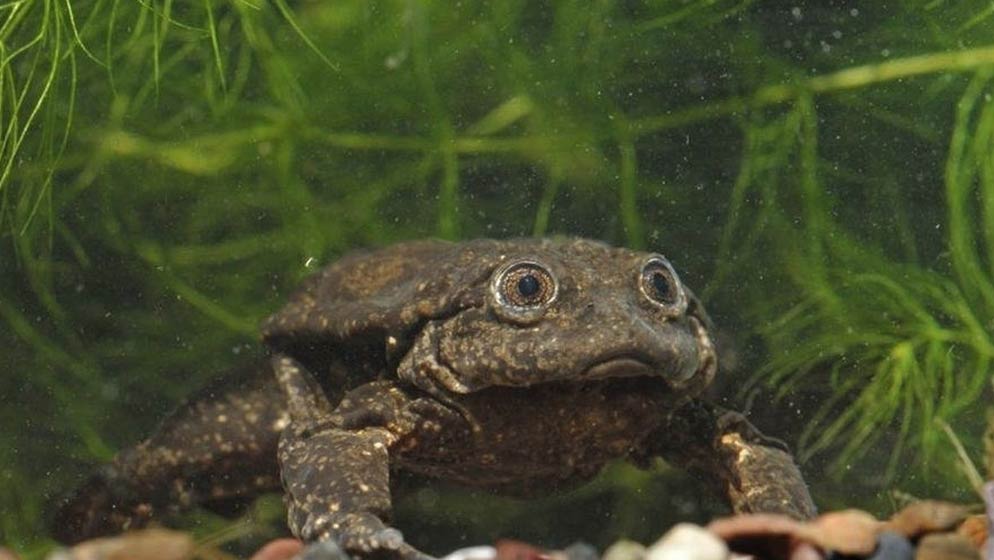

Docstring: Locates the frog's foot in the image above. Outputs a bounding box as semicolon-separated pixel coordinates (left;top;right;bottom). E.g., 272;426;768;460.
711;410;817;519
51;462;152;543
714;409;790;452
295;513;434;560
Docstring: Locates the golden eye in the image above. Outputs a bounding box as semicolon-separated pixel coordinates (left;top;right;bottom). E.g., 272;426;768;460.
496;262;557;308
640;257;685;312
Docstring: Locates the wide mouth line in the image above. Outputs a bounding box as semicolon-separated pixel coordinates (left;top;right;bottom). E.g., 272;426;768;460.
580;353;659;380
584;352;657;368
490;374;669;395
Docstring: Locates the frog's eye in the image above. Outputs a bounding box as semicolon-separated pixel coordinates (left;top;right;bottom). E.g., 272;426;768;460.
494;261;558;309
639;256;687;315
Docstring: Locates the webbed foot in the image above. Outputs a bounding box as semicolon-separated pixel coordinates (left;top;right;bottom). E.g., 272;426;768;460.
275;354;434;560
710;409;816;519
292;514;434;560
51;460;152;543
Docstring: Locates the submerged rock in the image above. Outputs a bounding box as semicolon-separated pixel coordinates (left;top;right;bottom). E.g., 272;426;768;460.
857;532;914;560
442;546;498;560
708;510;879;558
250;539;304;560
956;515;988;549
602;540;646;560
646;523;727;560
914;533;979;560
562;542;600;560
884;501;972;539
45;529;194;560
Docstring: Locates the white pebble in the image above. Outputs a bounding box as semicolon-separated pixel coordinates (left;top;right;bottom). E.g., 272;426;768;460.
603;539;647;560
646;524;728;560
441;546;497;560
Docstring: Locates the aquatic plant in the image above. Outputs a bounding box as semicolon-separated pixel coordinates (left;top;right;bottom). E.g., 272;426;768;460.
729;83;994;480
3;0;994;554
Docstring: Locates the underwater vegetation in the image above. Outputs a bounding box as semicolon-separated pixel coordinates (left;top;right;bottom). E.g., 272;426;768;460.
2;0;994;556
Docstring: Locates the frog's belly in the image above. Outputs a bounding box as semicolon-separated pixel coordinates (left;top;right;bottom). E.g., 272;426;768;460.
398;378;676;493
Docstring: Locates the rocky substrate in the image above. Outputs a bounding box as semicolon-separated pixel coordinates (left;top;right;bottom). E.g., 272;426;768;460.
6;496;992;560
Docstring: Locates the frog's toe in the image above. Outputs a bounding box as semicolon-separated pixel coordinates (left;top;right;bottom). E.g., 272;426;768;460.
51;463;148;543
366;528;404;551
295;540;349;560
294;512;433;560
294;536;434;560
339;526;433;560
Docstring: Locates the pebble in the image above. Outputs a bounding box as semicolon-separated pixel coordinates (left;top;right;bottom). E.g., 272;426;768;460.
886;502;970;539
982;482;994;560
646;524;728;560
44;529;193;560
791;542;824;560
563;542;600;560
297;540;348;560
602;539;647;560
249;538;304;560
914;533;979;560
833;532;913;560
442;546;497;560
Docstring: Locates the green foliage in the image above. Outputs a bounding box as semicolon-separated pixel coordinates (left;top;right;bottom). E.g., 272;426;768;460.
735;83;994;479
3;0;994;555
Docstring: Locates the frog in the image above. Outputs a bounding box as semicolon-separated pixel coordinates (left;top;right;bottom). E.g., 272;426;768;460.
53;238;816;559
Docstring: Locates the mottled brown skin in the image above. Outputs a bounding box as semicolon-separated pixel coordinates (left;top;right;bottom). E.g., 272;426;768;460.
54;238;815;558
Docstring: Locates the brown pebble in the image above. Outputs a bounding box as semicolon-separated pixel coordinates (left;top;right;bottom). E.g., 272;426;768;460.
915;533;980;560
805;509;880;556
790;542;825;560
956;515;988;549
709;511;879;557
886;501;972;539
496;540;549;560
708;513;805;540
250;538;304;560
0;547;20;560
65;529;194;560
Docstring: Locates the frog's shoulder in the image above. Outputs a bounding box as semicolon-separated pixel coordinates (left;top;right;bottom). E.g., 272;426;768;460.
261;239;503;355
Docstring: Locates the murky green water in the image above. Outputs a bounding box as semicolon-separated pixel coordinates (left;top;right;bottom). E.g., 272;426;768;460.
2;2;993;557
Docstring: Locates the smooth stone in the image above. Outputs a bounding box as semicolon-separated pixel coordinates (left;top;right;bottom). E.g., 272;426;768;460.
646;524;728;560
602;539;647;560
563;542;600;560
915;533;980;560
441;546;497;560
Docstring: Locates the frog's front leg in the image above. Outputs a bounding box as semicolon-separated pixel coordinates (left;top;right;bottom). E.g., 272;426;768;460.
641;399;817;520
273;356;447;560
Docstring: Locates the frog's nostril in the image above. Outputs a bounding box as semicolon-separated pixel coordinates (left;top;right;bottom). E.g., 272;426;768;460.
575;302;596;320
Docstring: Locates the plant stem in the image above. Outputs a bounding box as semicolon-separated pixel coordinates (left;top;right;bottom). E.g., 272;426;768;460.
632;44;994;135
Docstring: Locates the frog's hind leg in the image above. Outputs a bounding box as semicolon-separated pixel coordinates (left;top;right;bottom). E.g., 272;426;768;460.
52;358;289;544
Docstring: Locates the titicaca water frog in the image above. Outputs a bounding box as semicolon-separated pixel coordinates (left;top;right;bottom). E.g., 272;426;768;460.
54;238;816;559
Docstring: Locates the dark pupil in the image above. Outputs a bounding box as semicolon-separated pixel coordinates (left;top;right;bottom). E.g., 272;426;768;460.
651;271;671;300
517;274;541;298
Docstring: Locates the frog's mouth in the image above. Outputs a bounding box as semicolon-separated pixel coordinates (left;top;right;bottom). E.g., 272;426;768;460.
575;314;716;394
580;355;658;381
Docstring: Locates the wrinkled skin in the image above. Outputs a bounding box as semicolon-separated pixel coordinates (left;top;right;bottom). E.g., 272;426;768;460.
54;238;815;558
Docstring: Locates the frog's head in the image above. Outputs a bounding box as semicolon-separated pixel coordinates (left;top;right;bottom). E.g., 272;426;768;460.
396;238;717;400
261;238;716;401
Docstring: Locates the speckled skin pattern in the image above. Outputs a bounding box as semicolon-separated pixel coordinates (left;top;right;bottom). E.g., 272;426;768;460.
54;238;815;558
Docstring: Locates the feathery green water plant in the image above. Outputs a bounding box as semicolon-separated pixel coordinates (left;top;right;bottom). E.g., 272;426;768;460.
711;70;994;480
